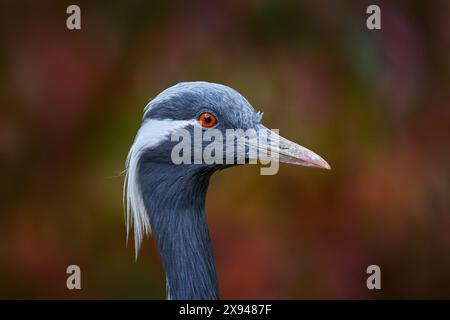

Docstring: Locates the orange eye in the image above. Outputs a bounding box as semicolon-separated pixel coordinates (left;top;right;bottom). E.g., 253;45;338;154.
198;112;217;128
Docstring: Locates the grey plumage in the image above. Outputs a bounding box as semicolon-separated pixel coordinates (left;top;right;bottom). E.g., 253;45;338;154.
124;81;330;300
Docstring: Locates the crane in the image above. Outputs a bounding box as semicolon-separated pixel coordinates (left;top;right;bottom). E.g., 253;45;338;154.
124;81;330;299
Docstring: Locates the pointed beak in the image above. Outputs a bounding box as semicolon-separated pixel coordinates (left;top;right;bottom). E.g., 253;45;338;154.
256;126;331;170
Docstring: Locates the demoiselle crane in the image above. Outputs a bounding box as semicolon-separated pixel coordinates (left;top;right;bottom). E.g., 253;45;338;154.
124;81;330;299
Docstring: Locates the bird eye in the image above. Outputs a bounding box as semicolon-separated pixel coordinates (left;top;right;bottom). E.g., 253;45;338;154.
198;112;217;128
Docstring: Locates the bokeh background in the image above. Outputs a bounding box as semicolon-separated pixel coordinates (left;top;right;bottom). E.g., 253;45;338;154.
1;0;449;299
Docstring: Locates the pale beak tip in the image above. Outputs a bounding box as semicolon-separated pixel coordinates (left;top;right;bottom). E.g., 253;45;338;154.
315;157;331;170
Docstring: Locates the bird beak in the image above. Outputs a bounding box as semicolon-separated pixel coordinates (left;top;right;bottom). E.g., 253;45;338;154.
255;126;331;170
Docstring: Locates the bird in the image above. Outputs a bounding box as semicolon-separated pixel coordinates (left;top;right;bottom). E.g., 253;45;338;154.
124;81;330;300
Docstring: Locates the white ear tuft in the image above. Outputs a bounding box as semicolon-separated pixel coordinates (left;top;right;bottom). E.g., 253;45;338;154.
124;118;198;259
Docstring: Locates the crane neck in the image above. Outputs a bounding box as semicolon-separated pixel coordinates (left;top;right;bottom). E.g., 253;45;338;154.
138;161;219;299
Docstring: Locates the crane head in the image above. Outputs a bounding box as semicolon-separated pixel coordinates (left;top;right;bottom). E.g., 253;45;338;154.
132;81;330;171
124;81;330;254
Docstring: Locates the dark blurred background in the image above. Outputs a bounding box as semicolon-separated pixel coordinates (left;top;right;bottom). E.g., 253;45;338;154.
0;0;449;299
